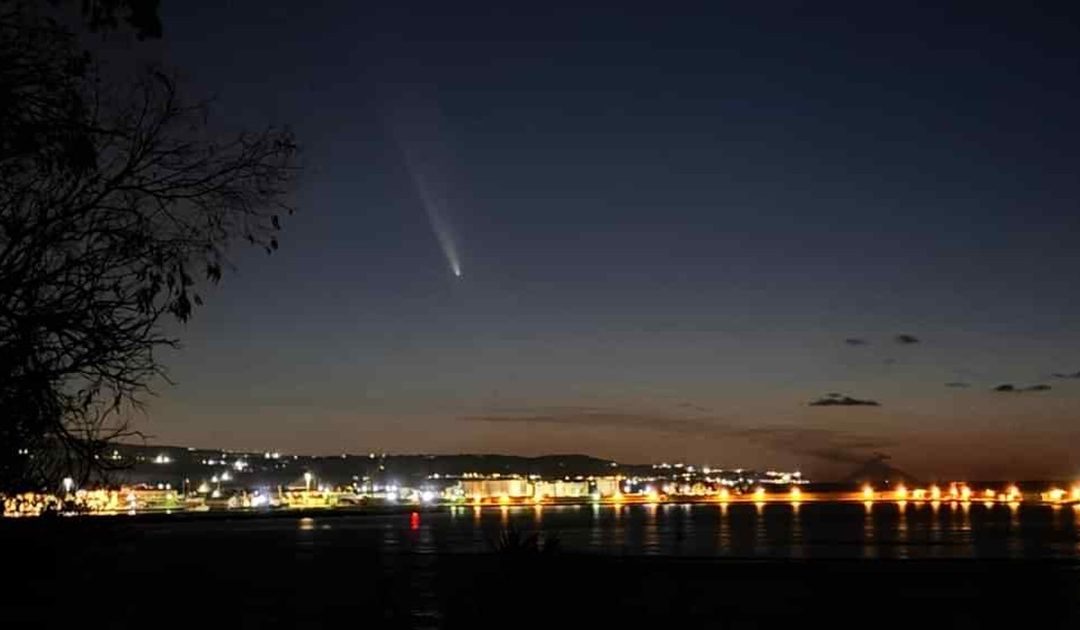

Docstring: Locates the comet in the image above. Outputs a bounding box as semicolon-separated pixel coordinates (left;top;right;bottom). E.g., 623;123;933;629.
385;94;465;280
407;164;462;279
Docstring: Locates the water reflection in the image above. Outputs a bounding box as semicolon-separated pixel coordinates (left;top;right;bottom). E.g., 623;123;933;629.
182;501;1080;561
789;503;804;558
753;503;766;555
862;501;875;559
643;503;659;555
717;503;729;555
897;501;909;559
1008;502;1021;559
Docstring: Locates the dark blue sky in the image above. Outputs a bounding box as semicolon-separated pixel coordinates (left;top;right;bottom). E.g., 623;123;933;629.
145;1;1080;479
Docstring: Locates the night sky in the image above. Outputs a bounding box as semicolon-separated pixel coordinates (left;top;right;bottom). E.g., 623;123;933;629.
143;1;1079;480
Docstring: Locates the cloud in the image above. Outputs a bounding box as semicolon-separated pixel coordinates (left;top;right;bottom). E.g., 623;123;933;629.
844;338;868;346
462;407;894;465
945;382;971;388
993;384;1052;393
725;427;895;465
894;334;920;345
1051;371;1080;379
676;402;711;413
465;408;713;434
808;393;881;407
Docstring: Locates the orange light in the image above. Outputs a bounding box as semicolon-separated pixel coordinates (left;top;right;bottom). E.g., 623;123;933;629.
789;487;802;502
498;495;510;506
1071;486;1080;502
646;490;660;504
983;488;995;499
930;486;942;501
717;488;730;502
1047;488;1066;503
862;485;874;501
912;488;926;501
960;485;972;502
894;485;908;501
754;487;766;501
1007;485;1021;502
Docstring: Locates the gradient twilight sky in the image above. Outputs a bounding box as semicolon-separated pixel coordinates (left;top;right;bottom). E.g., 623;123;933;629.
140;1;1079;479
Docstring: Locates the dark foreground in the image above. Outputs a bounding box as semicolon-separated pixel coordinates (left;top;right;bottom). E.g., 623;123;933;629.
7;515;1080;629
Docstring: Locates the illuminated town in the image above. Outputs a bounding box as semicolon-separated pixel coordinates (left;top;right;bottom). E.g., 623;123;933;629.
4;443;1079;517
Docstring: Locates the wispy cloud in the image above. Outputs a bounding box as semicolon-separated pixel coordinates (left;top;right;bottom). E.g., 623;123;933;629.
808;393;881;407
992;384;1052;393
894;334;920;345
464;408;713;434
677;402;711;413
462;407;893;464
1051;371;1080;379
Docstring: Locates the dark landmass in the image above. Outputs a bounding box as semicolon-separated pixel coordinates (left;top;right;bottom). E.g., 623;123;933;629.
108;442;652;487
843;454;921;486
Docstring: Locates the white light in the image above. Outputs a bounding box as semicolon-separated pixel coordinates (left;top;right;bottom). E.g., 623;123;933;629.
420;490;435;503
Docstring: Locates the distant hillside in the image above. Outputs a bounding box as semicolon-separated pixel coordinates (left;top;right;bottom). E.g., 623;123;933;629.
106;443;647;487
843;454;920;486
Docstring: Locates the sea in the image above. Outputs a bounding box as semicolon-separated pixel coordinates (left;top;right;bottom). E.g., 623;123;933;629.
127;500;1080;559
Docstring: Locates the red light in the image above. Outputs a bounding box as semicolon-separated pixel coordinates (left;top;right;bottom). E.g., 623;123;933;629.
409;511;420;531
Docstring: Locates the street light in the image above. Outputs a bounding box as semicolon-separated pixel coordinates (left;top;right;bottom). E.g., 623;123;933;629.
62;477;74;495
304;472;313;492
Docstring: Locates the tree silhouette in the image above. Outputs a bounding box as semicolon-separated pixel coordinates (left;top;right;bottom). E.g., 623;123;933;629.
0;1;298;490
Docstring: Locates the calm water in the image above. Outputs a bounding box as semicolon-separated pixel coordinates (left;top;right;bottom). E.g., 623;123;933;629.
137;501;1080;559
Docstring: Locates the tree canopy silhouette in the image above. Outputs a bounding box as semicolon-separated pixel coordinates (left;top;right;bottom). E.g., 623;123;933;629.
0;1;298;491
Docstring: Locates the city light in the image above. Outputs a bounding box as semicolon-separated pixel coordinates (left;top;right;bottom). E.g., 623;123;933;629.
894;485;908;501
862;485;874;501
789;487;802;502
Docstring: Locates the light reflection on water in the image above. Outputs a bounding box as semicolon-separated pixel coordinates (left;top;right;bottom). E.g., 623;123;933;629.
136;502;1080;560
